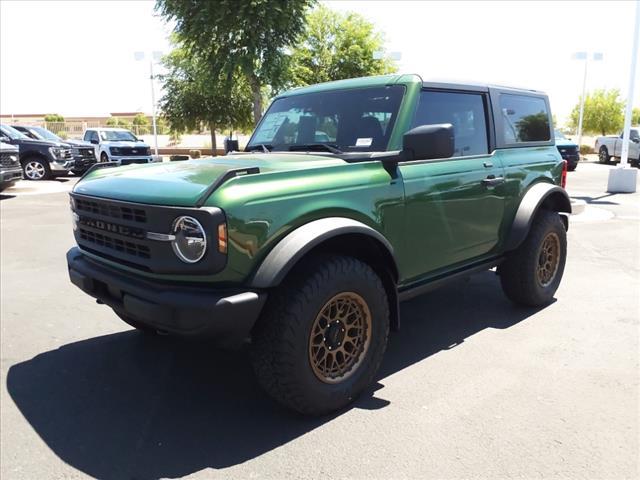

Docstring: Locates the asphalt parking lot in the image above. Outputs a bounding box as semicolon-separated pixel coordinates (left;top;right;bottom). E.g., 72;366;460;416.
1;161;638;480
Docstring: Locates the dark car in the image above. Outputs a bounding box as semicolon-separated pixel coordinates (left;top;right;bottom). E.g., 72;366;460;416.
554;130;580;171
12;125;96;175
0;141;22;191
0;124;74;180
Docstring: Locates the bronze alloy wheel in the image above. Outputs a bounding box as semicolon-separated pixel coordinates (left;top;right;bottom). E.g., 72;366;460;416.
537;232;561;287
308;292;372;384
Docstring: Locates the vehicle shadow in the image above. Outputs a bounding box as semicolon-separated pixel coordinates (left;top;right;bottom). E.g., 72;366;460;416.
0;193;16;201
571;194;620;206
6;272;544;479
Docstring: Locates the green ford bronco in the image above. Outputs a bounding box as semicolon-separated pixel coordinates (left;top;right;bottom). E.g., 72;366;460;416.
67;74;571;415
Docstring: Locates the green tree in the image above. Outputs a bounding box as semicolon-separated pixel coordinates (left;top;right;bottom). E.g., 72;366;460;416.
289;5;397;87
632;107;640;125
132;113;151;134
569;89;625;135
156;0;314;125
44;113;64;123
158;44;254;155
106;117;132;130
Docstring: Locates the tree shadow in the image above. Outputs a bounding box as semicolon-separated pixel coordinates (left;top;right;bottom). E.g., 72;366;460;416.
6;272;545;479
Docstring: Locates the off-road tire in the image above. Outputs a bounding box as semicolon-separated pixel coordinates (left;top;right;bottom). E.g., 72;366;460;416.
499;210;567;307
100;152;109;163
250;255;390;416
598;146;610;164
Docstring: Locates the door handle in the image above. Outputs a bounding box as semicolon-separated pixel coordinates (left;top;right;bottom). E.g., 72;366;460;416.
483;161;493;168
481;175;505;187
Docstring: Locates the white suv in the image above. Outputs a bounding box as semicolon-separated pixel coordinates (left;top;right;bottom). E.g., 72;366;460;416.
83;128;159;165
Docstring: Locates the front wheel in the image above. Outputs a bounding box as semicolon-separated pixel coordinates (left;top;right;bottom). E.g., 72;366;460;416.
499;210;567;306
250;255;390;415
22;158;51;181
100;152;109;163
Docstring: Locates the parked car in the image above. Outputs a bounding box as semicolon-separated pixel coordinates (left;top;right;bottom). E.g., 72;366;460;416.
0;124;75;180
0;141;22;191
595;127;640;167
11;125;96;175
83;128;158;165
67;74;570;415
554;130;579;171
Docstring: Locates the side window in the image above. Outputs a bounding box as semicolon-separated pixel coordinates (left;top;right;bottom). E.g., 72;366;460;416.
83;130;92;142
499;94;550;143
412;91;489;157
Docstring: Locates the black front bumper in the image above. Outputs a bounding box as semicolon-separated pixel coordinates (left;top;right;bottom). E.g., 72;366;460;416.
67;247;267;346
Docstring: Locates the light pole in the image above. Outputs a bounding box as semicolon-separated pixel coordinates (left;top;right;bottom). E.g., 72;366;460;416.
572;51;603;148
134;51;163;158
607;0;639;193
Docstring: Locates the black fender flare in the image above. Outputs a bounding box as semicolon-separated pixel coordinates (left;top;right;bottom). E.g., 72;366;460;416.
249;217;398;289
505;183;572;251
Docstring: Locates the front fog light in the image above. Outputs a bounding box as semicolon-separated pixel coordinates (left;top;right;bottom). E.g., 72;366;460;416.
171;216;207;263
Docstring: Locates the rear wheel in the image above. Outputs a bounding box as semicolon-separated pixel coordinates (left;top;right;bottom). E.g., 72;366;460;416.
22;157;51;181
250;255;390;415
499;210;567;306
598;146;610;164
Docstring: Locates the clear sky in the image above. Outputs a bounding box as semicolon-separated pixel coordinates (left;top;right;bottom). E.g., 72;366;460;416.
1;0;637;126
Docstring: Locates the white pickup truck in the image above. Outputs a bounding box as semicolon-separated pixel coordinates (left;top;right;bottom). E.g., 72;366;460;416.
83;128;160;166
595;127;640;167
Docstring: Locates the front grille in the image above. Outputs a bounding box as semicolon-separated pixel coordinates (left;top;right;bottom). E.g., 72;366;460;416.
119;147;149;156
72;147;96;159
121;158;149;165
75;197;147;223
1;152;19;167
557;146;579;158
60;149;73;160
71;194;227;275
79;228;150;259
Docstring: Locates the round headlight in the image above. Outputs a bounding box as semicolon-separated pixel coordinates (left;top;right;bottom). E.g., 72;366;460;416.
171;216;207;263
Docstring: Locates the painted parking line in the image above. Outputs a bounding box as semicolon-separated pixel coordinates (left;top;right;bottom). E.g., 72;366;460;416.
2;179;77;196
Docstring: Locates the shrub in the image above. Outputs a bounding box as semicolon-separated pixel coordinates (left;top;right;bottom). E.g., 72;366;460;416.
189;149;201;159
57;131;68;140
580;145;594;155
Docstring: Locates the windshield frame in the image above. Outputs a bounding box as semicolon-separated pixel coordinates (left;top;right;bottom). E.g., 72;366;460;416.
246;85;406;154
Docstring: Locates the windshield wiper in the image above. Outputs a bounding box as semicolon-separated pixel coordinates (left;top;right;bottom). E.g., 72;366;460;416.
288;143;343;154
246;144;272;153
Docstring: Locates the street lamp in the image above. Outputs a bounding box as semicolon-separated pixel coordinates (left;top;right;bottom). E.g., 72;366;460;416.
134;51;163;158
572;51;603;149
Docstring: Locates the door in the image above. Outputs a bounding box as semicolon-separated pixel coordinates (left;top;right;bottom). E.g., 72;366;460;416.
398;90;505;282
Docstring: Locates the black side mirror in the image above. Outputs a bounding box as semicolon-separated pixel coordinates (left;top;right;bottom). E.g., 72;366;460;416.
90;139;99;145
402;123;454;161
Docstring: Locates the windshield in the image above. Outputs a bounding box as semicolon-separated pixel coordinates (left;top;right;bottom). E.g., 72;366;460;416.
31;126;61;142
248;85;405;153
100;130;138;142
554;129;567;140
1;124;29;140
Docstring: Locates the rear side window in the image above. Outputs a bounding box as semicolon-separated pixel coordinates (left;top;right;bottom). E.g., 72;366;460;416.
499;94;550;143
412;91;489;157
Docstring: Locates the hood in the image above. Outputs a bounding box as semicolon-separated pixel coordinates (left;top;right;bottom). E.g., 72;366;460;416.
63;139;92;147
73;153;346;206
102;140;149;148
14;138;66;148
0;141;19;152
555;137;578;147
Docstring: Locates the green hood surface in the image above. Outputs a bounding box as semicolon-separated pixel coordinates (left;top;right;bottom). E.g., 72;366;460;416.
73;154;346;206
